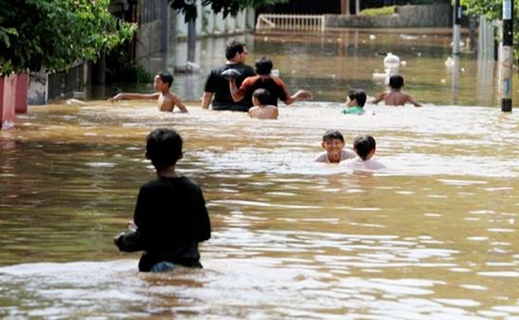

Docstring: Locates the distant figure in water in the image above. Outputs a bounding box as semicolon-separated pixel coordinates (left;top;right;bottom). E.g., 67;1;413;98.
108;71;188;113
315;129;356;164
342;89;367;115
341;134;386;171
248;89;279;120
114;128;211;272
372;75;422;107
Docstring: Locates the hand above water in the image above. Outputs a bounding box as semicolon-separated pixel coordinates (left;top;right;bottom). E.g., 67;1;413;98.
294;90;313;100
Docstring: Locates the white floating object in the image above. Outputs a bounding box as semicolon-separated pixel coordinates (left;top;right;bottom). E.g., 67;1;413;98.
369;34;376;40
383;53;400;70
66;98;86;106
444;57;454;68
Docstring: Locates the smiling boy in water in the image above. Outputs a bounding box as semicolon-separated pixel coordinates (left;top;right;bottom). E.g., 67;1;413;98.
372;75;421;107
248;89;279;120
108;71;188;113
315;129;356;163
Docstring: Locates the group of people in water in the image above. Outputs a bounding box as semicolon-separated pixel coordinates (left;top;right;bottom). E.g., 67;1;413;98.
108;39;421;117
110;39;418;272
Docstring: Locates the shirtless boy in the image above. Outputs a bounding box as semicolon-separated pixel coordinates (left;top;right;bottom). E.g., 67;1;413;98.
372;75;421;107
248;89;279;120
109;71;188;113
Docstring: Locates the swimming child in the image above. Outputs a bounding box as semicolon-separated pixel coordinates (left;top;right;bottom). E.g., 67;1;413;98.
114;128;211;272
315;129;356;163
248;89;279;120
342;89;366;115
108;71;188;113
342;134;386;171
372;75;421;107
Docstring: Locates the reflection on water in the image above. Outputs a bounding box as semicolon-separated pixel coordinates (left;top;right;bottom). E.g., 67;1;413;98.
1;100;519;318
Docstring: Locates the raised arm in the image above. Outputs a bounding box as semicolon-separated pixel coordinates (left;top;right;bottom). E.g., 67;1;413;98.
284;90;313;106
229;78;245;102
108;92;160;103
371;92;385;105
201;92;213;109
172;94;188;113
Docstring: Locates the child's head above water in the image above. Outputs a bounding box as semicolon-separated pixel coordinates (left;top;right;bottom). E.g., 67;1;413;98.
154;71;174;90
322;129;345;154
146;128;183;171
389;75;404;90
353;134;376;160
252;88;270;106
323;129;344;143
255;57;273;75
347;89;367;107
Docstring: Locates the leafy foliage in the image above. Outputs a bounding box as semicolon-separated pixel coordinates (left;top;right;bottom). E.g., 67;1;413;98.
360;6;396;16
170;0;288;22
461;0;519;59
0;0;136;74
460;0;503;20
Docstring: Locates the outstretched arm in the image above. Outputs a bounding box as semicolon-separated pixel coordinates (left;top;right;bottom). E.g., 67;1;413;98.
172;94;188;113
108;92;160;103
201;92;213;109
284;90;313;106
229;79;245;102
371;92;385;105
407;94;422;107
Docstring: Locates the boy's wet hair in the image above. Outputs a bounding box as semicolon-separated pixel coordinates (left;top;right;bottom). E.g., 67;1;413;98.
225;40;246;60
353;134;376;160
255;57;273;75
253;88;270;105
146;128;183;170
158;71;174;88
322;129;344;143
389;75;404;89
348;89;367;107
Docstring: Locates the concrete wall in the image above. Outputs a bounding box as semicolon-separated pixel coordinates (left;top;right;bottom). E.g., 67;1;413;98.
326;4;452;28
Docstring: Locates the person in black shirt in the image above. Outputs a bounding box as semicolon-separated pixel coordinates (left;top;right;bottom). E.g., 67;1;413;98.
201;39;255;112
114;128;211;272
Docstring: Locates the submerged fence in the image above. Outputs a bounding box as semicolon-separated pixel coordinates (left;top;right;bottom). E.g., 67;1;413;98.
256;14;326;33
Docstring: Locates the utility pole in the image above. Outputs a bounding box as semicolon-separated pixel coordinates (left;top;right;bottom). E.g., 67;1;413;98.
501;0;514;112
453;0;461;56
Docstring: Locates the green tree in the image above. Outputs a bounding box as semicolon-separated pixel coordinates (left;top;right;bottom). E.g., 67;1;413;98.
0;0;136;74
170;0;288;22
461;0;519;59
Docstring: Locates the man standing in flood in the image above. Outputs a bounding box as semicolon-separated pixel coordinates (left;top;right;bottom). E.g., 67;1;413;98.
201;40;256;112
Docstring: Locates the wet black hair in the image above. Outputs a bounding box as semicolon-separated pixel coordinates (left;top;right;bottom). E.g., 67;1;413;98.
225;40;246;60
389;75;404;89
255;57;273;75
322;129;344;143
353;135;376;160
253;88;270;105
146;128;183;170
348;89;367;107
157;71;174;88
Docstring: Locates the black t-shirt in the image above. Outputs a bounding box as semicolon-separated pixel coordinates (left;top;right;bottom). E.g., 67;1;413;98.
117;176;211;271
204;63;255;111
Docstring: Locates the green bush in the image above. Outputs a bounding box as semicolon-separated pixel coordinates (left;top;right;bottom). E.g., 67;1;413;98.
359;6;396;16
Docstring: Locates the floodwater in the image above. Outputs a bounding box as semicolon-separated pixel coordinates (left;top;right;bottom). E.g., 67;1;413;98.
2;30;519;319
